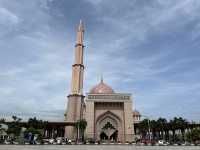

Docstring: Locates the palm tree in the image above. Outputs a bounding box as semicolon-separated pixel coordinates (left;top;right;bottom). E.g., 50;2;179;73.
79;119;87;141
157;118;167;140
138;119;150;139
186;128;200;143
176;117;188;141
169;118;178;142
164;122;170;141
169;117;188;142
75;119;87;142
150;120;157;140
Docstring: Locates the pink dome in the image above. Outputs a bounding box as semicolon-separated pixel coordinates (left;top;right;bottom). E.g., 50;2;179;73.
90;80;114;94
133;110;141;116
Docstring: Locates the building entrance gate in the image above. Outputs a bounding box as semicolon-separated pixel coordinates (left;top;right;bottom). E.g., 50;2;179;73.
99;122;118;141
96;111;122;142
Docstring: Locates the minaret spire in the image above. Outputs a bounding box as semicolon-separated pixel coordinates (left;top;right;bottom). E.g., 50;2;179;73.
100;74;103;83
78;19;84;31
71;21;85;94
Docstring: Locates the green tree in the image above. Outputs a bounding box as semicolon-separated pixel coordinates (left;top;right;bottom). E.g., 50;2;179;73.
138;119;149;139
169;117;178;142
0;118;6;123
177;117;188;141
7;116;22;137
25;117;48;142
27;117;48;129
0;118;6;135
186;128;200;144
0;118;6;132
169;117;188;142
150;120;158;140
157;118;167;140
75;119;87;142
24;127;43;142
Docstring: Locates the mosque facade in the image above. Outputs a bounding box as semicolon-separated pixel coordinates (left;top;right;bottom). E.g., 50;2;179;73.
65;21;140;143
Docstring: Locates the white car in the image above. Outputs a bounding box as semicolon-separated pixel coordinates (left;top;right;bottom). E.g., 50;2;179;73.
158;140;169;146
68;139;72;144
158;140;164;145
13;141;19;145
49;139;54;144
56;137;62;145
4;140;10;145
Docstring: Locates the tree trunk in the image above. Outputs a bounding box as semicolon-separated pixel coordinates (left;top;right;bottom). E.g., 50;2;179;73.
181;129;185;142
161;130;164;140
172;130;175;142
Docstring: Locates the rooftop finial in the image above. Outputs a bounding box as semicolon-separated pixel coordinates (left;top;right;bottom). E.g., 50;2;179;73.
100;74;103;83
78;19;84;31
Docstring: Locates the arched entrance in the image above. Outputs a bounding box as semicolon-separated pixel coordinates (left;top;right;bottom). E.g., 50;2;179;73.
96;111;122;142
100;122;118;141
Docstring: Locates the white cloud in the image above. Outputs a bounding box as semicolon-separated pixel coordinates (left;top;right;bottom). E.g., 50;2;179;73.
0;0;200;121
84;0;104;5
0;7;20;26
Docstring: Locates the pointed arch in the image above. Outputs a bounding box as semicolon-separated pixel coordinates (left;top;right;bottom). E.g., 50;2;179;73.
95;111;123;141
96;111;122;125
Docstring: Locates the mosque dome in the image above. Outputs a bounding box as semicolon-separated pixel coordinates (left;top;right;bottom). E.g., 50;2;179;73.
90;79;114;94
133;110;141;117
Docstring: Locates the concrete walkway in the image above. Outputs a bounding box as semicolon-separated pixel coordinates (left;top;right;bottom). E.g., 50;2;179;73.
0;145;200;150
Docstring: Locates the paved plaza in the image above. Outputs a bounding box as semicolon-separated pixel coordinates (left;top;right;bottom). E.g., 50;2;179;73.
0;145;200;150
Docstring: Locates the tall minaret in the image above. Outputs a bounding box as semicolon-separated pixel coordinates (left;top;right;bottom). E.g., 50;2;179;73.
71;20;84;94
65;21;85;139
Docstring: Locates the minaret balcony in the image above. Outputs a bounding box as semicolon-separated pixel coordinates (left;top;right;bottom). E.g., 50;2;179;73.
72;63;84;68
75;43;85;47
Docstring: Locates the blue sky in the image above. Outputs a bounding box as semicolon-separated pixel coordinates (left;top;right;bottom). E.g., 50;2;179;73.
0;0;200;122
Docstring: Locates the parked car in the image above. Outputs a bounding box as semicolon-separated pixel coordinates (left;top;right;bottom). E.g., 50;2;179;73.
49;138;54;144
61;138;71;145
67;139;72;144
158;140;169;146
56;137;62;145
4;140;11;145
158;140;164;145
13;141;19;145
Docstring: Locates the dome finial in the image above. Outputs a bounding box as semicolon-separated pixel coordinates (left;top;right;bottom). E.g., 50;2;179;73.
100;74;103;83
90;75;114;94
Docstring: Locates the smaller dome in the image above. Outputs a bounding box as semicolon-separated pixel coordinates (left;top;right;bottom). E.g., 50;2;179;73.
90;79;114;94
133;110;141;116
